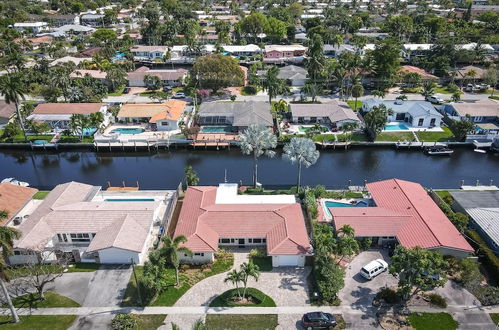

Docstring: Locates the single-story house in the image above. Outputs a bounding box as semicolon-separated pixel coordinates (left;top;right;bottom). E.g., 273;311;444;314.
0;183;38;226
290;101;360;128
453;65;486;82
0;101;16;128
197;101;273;131
127;67;188;87
49;56;92;67
174;184;312;267
323;44;356;58
400;65;438;82
131;45;169;61
444;99;499;134
70;70;109;84
53;24;95;36
257;65;308;86
328;179;474;258
263;45;307;64
10;181;175;265
117;100;188;130
362;99;443;128
27;103;109;130
450;190;499;255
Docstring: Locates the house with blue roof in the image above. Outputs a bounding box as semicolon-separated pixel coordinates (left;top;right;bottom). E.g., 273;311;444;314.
362;99;443;128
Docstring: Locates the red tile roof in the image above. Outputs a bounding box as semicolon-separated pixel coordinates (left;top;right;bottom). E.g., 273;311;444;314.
330;179;473;252
174;186;311;255
33;103;102;115
0;184;38;226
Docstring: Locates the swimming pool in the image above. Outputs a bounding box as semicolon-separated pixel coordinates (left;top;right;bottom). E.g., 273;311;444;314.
384;123;409;131
111;128;145;135
323;200;368;217
32;140;48;145
104;198;155;202
83;128;97;136
200;126;233;133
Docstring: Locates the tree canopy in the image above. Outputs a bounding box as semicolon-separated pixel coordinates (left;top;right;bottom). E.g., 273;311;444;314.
192;54;245;92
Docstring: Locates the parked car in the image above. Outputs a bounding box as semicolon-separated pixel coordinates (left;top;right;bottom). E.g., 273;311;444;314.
464;84;473;92
163;86;172;92
360;259;388;280
302;312;337;329
123;87;131;94
172;92;186;98
425;95;444;104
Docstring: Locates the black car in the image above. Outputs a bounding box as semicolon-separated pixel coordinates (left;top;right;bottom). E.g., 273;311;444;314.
302;312;337;329
123;87;131;94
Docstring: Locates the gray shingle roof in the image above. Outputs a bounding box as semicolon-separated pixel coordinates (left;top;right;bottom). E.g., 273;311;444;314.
363;99;442;118
290;101;360;123
451;191;499;209
199;101;273;127
466;208;499;247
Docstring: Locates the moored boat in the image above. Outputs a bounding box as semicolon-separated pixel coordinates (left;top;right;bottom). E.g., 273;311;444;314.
423;146;454;155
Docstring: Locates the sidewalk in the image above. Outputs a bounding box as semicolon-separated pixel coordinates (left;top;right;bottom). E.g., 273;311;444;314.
1;305;497;316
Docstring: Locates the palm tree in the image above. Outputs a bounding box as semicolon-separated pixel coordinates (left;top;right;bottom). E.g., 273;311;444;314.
0;226;22;323
263;66;287;104
466;69;477;88
239;124;277;188
160;235;192;287
224;269;243;299
239;262;260;300
283;138;320;190
301;83;322;103
88;112;105;132
69;114;89;140
341;122;359;142
336;235;359;264
364;104;392;141
337;224;355;237
371;90;385;98
420;81;436;99
271;99;288;136
0;73;27;142
105;66;126;92
351;84;364;111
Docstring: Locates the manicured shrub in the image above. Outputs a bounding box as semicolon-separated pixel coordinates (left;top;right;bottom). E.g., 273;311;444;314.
428;293;447;308
242;85;258;95
358;237;373;251
112;314;137;330
249;248;266;258
305;191;318;220
458;258;483;291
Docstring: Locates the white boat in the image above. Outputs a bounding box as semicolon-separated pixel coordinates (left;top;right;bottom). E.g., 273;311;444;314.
1;178;30;187
423;146;454;155
474;149;487;154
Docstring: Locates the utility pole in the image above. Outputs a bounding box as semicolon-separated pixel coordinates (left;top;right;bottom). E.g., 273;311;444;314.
130;258;143;306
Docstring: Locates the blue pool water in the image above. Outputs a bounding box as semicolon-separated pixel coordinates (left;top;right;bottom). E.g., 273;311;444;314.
104;198;155;202
83;128;97;136
384;123;409;131
32;140;48;145
324;200;368;217
111;128;145;135
200;126;233;133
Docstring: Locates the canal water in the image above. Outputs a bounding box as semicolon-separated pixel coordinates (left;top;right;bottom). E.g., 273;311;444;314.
0;147;497;190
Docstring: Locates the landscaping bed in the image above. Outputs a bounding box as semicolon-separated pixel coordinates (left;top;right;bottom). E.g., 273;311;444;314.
209;288;276;307
0;315;77;330
205;314;278;330
121;251;234;306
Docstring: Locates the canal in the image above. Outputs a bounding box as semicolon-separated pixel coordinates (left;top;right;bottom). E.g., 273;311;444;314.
0;147;498;190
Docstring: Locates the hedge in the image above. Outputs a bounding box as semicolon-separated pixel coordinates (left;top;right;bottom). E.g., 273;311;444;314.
465;230;499;280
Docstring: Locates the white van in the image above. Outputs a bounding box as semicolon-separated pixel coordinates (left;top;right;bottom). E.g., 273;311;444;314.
360;259;388;280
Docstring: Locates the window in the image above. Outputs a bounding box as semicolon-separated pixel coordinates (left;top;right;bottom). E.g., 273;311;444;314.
62;234;68;242
219;238;230;244
418;118;424;126
70;233;91;242
430;118;436;127
194;253;204;257
161;122;169;126
14;251;21;255
263;238;266;243
252;238;262;244
57;234;63;242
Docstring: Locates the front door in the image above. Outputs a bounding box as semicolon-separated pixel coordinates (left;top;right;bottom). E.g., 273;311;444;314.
238;238;245;246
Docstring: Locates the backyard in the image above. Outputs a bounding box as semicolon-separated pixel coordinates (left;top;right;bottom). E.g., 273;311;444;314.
375;131;415;141
416;127;455;142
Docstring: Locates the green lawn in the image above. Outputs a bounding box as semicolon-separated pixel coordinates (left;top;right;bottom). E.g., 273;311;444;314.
435;86;454;94
0;315;77;330
416;127;455;142
408;313;458;330
107;86;126;96
66;263;100;272
346;100;362;111
376;132;415;141
250;257;273;272
7;292;80;309
32;191;49;199
344;191;364;198
58;136;95;143
205;314;278;330
209;288;276;307
121;252;234;307
6;263;99;279
133;315;165;330
435;190;452;200
489;313;499;324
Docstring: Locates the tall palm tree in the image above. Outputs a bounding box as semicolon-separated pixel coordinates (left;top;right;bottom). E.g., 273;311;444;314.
337;224;355;237
0;73;27;142
160;235;192;286
420;81;436;99
239;262;260;300
239;124;277;188
341;122;359;143
224;269;243;299
283;138;320;190
262;66;287;104
351;84;364;111
0;226;22;323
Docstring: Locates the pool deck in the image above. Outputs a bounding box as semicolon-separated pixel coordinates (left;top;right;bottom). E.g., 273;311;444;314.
318;198;371;222
383;122;444;132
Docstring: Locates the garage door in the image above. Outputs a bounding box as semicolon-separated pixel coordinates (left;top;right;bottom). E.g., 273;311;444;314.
278;255;299;266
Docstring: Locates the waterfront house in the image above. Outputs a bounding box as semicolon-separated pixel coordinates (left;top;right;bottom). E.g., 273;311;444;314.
27;103;109;130
13;22;48;34
222;44;262;57
451;190;499;256
362;99;443;128
263;45;307;64
0;184;38;226
117;100;188;131
290;101;360;129
130;45;169;61
127;67;188;87
10;182;175;265
326;179;473;258
444;99;499;134
174;183;312;267
0;101;16;129
197;101;273;131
